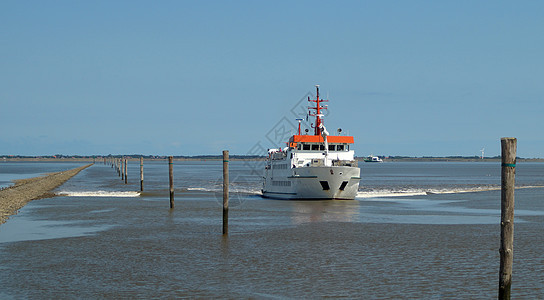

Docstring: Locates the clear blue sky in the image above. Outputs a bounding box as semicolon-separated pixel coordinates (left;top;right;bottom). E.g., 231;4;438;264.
1;1;543;157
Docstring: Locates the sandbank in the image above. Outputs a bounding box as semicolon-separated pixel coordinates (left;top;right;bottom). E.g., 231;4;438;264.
0;164;92;225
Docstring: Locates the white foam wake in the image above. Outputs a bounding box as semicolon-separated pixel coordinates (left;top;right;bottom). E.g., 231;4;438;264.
357;185;544;199
186;186;261;195
57;191;141;197
356;191;427;199
186;187;210;192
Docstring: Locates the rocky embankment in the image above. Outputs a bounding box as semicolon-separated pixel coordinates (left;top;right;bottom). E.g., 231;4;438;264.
0;164;92;225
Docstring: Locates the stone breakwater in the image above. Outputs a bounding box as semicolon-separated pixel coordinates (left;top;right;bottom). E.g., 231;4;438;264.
0;164;92;225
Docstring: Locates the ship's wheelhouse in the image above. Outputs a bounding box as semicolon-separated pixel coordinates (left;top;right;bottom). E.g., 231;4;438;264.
296;143;350;152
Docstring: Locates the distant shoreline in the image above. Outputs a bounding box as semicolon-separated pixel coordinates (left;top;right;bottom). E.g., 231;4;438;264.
382;157;544;162
2;156;543;163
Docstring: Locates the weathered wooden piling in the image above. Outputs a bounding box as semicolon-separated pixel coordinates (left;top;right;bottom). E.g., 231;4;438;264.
169;156;174;209
223;150;229;235
499;137;517;300
121;158;125;181
124;158;128;184
140;157;144;191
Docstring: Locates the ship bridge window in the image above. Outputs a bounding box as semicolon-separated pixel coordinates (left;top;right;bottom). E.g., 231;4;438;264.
303;144;310;151
311;144;320;151
337;145;344;151
328;145;336;151
297;144;301;150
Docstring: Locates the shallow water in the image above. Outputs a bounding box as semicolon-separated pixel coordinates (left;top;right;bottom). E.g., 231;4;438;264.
0;161;83;188
0;161;543;298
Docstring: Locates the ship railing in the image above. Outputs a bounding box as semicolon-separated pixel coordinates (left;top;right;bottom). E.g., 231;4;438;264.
310;158;324;167
272;152;287;160
305;159;358;167
332;159;358;167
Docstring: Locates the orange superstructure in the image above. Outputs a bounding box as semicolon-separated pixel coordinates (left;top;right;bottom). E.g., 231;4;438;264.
289;135;354;144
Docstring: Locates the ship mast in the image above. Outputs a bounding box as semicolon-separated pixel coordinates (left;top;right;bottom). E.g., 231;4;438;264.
308;85;328;136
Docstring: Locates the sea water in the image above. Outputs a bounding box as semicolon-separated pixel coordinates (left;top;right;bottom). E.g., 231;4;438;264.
0;161;84;189
0;161;543;298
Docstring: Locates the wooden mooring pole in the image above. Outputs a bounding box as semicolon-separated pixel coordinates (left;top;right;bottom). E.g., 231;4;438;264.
140;157;144;191
223;150;229;235
499;137;517;300
124;158;128;184
169;156;174;209
121;158;125;181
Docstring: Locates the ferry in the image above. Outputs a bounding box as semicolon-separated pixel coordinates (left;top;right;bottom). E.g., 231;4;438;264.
363;155;383;163
262;85;361;200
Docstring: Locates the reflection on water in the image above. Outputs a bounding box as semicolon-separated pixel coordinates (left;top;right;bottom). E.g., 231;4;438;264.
290;200;360;224
0;212;111;244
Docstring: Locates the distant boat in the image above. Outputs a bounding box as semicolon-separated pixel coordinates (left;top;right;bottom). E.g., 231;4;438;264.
363;155;383;163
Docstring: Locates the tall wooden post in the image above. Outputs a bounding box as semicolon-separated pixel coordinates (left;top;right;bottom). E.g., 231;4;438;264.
140;157;144;191
223;150;229;235
499;137;517;300
124;158;128;184
169;156;174;209
121;158;125;181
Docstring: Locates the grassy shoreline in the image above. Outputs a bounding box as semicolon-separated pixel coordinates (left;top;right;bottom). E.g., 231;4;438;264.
2;157;543;163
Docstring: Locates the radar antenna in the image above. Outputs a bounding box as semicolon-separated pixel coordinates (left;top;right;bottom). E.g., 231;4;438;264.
308;85;329;135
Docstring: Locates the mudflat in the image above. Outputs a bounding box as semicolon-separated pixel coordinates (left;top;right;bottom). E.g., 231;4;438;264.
0;164;92;225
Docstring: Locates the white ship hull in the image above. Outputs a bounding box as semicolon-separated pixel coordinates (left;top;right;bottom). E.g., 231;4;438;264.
262;165;360;200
